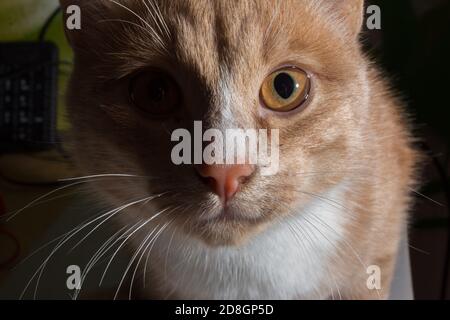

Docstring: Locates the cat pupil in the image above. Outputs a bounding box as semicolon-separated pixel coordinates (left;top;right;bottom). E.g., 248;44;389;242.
274;73;296;99
148;78;166;103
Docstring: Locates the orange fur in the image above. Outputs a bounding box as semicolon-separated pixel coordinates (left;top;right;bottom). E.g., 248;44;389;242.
61;0;419;299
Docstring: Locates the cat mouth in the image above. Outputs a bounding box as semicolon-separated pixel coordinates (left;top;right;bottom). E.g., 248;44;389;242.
189;205;269;247
213;207;241;222
199;205;261;224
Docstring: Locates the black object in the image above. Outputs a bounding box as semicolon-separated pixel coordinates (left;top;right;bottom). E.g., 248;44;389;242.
0;42;58;152
38;7;62;43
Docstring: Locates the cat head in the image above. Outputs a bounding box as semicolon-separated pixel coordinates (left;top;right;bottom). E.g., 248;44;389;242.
61;0;369;246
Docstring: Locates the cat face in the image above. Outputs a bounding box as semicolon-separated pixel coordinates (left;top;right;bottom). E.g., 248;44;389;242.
63;0;368;246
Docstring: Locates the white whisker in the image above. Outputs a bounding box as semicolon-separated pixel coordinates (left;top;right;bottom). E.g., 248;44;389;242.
98;18;154;36
58;173;149;182
308;213;382;300
126;217;175;300
20;196;153;299
69;193;165;252
73;224;130;300
108;0;167;51
6;180;94;222
145;0;171;39
99;205;172;286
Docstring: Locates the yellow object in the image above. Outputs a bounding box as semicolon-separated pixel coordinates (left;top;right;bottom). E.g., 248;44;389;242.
260;67;311;112
0;1;78;285
0;152;77;185
0;1;76;183
0;0;74;132
0;0;59;40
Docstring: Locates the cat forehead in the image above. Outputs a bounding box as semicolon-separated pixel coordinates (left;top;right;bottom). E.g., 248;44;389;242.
162;0;325;58
166;1;274;82
97;2;325;52
111;0;331;79
75;1;357;85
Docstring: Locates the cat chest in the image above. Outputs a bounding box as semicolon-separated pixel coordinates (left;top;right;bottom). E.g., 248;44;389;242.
150;186;347;299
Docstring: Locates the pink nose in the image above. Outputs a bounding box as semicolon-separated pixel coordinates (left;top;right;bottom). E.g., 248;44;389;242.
196;164;255;204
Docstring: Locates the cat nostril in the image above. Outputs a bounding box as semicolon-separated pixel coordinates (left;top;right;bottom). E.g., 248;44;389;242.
195;164;255;204
201;176;216;190
195;170;217;192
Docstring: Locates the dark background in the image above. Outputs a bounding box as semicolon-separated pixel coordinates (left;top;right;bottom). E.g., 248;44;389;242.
0;0;449;300
365;0;450;299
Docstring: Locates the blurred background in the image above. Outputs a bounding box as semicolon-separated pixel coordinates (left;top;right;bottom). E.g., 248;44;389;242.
0;0;449;299
365;0;450;299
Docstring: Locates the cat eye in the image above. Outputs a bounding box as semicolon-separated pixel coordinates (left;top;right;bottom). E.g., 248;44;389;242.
260;66;311;112
129;70;181;116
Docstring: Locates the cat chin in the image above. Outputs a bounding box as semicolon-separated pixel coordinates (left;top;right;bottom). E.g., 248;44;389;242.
185;216;270;247
172;200;285;247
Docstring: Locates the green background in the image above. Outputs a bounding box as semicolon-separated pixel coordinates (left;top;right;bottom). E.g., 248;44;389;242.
0;0;73;131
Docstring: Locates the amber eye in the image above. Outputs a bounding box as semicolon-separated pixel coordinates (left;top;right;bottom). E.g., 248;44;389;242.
129;70;181;116
260;67;311;112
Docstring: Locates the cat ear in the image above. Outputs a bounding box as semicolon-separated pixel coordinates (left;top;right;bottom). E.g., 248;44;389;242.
58;0;112;52
326;0;365;38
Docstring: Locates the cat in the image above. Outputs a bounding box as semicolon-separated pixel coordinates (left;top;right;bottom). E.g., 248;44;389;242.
60;0;418;299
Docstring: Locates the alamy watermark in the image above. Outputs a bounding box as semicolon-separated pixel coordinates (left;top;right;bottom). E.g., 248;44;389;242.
366;265;381;290
366;5;381;30
171;121;280;176
63;4;381;31
65;5;81;30
66;265;81;290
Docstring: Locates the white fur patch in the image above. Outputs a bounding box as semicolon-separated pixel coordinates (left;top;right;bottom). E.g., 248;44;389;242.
149;183;348;299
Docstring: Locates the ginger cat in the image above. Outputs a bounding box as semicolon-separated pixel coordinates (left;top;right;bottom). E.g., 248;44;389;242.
61;0;418;299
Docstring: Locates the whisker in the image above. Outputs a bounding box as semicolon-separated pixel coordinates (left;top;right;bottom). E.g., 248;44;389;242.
14;197;109;271
298;215;346;299
308;213;382;300
142;0;165;39
115;222;164;300
14;233;68;270
58;173;151;182
287;217;323;298
19;196;153;299
163;221;179;284
14;196;109;270
95;219;146;289
108;0;167;51
292;188;352;214
408;244;430;255
68;193;166;252
146;0;171;37
98;18;154;36
158;205;196;296
141;210;179;282
99;205;172;286
73;224;131;300
126;222;165;300
126;215;176;300
410;189;444;207
291;170;443;207
288;184;396;222
4;180;94;222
